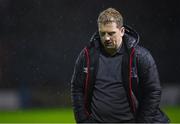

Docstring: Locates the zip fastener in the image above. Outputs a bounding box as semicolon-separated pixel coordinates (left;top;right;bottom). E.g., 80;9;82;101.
129;48;136;113
84;47;90;117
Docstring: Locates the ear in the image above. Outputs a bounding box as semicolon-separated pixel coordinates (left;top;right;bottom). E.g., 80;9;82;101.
120;26;125;37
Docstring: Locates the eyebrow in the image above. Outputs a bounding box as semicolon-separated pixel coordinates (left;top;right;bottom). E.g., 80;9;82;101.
99;31;116;35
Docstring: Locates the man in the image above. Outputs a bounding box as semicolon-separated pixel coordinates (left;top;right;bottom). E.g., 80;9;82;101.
71;8;169;123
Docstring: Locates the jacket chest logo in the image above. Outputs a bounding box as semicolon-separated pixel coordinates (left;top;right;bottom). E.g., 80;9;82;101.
83;67;88;73
83;67;94;73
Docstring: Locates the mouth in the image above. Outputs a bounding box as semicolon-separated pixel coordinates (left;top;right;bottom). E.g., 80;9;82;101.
104;41;114;48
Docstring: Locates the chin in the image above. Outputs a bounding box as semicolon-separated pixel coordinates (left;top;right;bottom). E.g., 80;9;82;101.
104;45;114;48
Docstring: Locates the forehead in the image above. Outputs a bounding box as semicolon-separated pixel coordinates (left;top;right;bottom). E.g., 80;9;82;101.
98;22;119;31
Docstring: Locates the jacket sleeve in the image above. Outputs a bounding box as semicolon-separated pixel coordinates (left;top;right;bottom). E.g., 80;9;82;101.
136;47;162;122
71;49;89;123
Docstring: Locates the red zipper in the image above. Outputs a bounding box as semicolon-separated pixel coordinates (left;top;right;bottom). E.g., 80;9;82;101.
129;48;136;113
84;47;90;117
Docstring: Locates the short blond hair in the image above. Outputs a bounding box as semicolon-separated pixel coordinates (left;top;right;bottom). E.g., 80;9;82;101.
97;8;123;27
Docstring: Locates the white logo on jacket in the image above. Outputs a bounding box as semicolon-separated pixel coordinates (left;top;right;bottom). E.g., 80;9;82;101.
83;67;88;73
83;67;94;73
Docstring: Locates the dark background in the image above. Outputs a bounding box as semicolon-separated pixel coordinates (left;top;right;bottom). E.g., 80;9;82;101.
0;0;179;107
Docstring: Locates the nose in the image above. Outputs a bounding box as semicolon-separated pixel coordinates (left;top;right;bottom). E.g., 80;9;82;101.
104;33;110;41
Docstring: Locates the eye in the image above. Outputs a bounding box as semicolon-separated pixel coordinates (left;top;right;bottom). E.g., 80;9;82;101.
108;32;115;36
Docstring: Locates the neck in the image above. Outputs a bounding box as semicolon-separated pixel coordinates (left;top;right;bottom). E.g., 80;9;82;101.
104;43;123;56
104;48;117;56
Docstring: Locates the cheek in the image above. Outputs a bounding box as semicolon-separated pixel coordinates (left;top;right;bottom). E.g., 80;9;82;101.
100;38;105;45
100;37;104;41
111;36;118;42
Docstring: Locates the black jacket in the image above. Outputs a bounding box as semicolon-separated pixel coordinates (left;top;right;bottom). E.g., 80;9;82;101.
71;26;169;123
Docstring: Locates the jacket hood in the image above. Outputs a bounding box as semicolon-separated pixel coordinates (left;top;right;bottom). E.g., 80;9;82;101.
89;25;140;49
